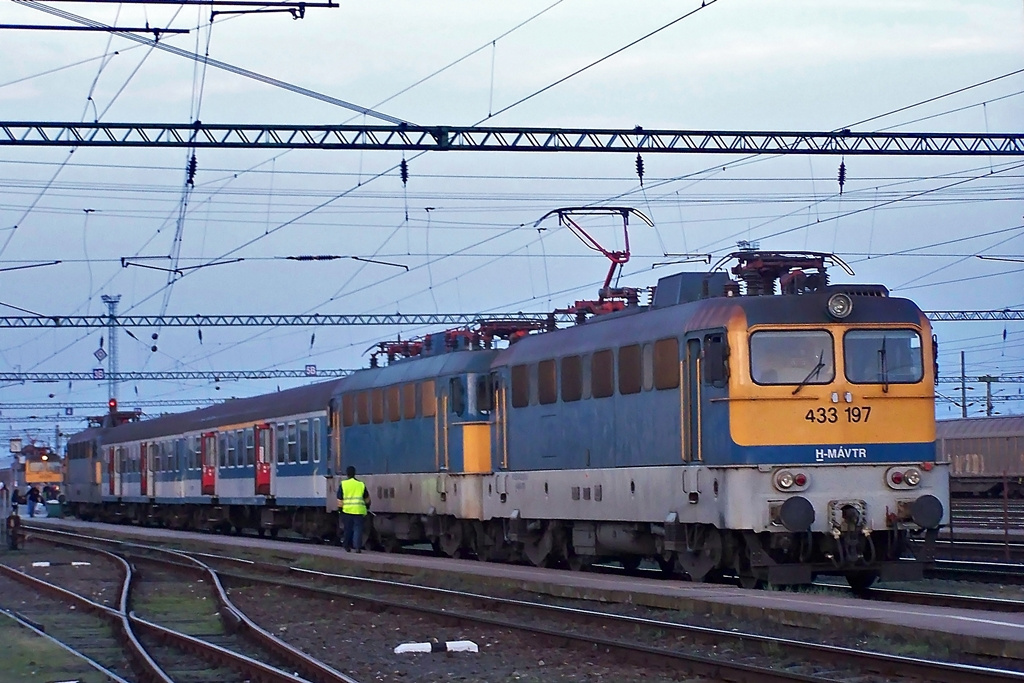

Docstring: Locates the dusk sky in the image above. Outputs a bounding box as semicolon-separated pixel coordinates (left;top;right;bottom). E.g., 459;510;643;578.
0;0;1021;445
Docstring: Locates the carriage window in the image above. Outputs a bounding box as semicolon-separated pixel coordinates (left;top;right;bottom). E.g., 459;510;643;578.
277;426;287;464
538;360;557;405
511;364;530;408
422;380;437;417
312;418;321;462
245;430;255;466
219;434;228;467
372;389;384;424
387;386;401;422
357;392;370;425
477;374;493;412
450;377;466;416
299;420;310;463
592;350;614;398
229;433;238;467
343;394;356;427
561;355;582;402
402;383;417;419
654;338;680;390
618;345;642;395
641;343;654;391
750;330;835;385
288;422;299;463
844;329;923;384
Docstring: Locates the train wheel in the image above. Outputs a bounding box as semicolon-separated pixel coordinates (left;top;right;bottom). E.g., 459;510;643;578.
567;554;593;572
269;528;279;539
257;528;266;538
381;536;403;554
845;572;878;595
439;523;465;558
674;526;723;582
621;557;642;574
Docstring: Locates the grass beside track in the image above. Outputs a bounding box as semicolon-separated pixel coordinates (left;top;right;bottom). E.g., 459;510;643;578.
0;617;112;683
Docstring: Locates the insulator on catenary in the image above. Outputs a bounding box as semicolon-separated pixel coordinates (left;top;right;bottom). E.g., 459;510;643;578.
837;160;847;195
400;157;409;186
635;153;645;186
187;153;198;187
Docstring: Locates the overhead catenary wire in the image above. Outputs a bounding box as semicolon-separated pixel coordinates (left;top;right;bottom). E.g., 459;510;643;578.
8;10;1024;409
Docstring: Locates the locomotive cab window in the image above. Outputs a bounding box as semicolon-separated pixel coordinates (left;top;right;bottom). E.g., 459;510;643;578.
844;329;923;384
750;330;835;385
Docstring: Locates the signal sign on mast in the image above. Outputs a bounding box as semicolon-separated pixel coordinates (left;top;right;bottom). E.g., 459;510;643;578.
94;347;107;362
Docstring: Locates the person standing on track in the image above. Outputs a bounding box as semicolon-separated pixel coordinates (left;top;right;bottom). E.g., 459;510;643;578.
338;466;371;553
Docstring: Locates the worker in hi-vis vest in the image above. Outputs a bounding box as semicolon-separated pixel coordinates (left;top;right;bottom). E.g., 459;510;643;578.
338;466;371;552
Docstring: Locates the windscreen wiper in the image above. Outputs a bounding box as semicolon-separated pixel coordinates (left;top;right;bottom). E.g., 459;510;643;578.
879;336;889;393
792;349;826;396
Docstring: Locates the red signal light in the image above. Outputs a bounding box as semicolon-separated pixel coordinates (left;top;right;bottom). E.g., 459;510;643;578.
108;398;117;411
891;471;904;485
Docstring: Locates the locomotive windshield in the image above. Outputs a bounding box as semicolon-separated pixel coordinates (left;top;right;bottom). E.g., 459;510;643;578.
843;329;923;384
749;330;835;385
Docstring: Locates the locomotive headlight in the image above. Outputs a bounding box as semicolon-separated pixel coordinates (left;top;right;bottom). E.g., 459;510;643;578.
776;471;795;489
826;292;853;319
904;468;921;486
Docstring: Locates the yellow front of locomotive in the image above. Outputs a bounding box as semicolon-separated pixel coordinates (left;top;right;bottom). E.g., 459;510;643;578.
722;288;947;585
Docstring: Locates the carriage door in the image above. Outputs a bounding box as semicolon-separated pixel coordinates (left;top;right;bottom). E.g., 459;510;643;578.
489;371;508;470
254;423;272;496
140;442;149;496
201;432;217;495
700;332;731;458
108;447;116;495
684;339;701;461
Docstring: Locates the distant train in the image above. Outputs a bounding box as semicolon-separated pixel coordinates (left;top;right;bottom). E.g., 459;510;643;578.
937;415;1024;497
66;249;948;590
1;444;64;494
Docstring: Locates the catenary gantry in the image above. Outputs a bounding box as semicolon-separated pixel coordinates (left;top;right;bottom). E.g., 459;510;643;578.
1;122;1022;155
0;310;1018;329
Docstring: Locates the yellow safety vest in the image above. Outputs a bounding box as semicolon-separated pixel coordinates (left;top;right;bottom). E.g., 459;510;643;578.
340;478;368;515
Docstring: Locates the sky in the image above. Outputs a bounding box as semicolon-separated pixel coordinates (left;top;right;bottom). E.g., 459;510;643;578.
0;0;1022;446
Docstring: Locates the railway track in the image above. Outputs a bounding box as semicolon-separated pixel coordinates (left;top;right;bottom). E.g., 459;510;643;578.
0;534;358;683
26;526;1024;683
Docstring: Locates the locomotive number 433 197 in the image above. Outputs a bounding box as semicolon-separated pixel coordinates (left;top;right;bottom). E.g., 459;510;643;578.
805;406;871;424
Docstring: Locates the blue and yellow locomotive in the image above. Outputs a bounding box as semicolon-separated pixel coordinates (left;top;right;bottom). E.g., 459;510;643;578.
66;250;946;589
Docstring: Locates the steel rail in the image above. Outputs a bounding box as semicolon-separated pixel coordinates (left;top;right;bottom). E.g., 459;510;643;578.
0;607;133;683
24;529;829;683
2;122;1023;155
29;527;1022;683
807;583;1024;613
1;539;327;683
0;554;175;683
31;529;359;683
